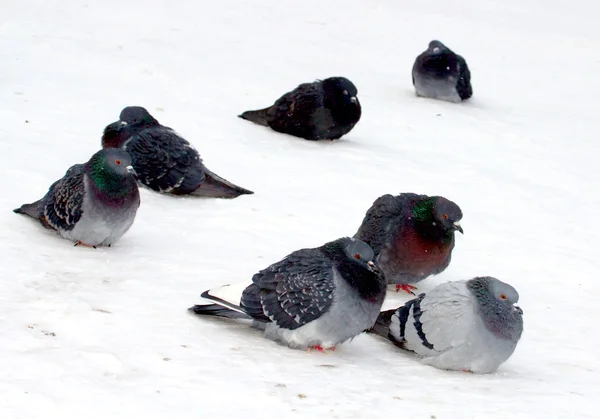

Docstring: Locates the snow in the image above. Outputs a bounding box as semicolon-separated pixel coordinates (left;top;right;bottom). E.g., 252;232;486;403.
1;0;598;417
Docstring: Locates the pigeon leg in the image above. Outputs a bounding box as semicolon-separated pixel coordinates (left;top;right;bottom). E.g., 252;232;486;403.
74;241;97;249
395;284;417;295
307;345;336;353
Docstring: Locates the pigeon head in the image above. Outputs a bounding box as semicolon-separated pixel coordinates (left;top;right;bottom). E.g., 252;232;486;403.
322;237;386;302
467;276;524;342
428;40;447;54
101;106;159;149
118;106;159;127
323;77;359;108
411;196;464;237
86;148;136;197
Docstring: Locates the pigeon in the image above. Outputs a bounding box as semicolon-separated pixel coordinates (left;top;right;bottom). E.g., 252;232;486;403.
189;237;387;351
370;277;524;373
238;77;361;141
102;106;254;199
13;148;140;247
412;40;473;103
354;193;463;294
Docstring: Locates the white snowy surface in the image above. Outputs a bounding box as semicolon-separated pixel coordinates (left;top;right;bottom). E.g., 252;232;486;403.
1;0;599;418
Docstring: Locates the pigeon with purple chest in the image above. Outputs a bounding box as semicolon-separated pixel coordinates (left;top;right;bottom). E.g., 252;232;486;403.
354;193;463;293
102;106;253;199
189;237;387;351
13;148;140;247
370;276;524;373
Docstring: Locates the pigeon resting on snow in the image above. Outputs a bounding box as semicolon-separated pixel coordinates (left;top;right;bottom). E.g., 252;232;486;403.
370;277;524;373
354;193;463;294
239;77;361;141
102;106;254;199
412;40;472;103
13;148;140;247
189;237;387;351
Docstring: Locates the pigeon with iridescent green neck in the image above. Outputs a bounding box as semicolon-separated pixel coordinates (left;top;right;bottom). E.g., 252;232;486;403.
354;193;463;293
13;148;140;247
370;276;524;373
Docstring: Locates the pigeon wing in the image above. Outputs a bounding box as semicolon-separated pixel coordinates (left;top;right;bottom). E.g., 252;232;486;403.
240;247;335;330
42;164;86;232
125;127;206;194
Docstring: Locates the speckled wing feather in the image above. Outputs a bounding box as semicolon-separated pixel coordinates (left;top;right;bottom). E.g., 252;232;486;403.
267;82;323;140
42;164;86;232
240;248;335;330
398;281;474;355
125;127;206;194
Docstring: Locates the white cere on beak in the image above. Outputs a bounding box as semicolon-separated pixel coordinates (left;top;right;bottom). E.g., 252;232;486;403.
350;96;358;103
119;121;128;126
126;165;135;174
367;261;375;267
433;47;440;53
453;221;461;228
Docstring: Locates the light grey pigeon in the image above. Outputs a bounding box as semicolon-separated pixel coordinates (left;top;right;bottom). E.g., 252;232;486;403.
354;193;463;294
14;148;140;247
370;276;524;373
412;40;473;103
189;237;387;351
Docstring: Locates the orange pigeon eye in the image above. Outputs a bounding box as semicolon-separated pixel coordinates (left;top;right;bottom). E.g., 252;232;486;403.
354;253;361;259
115;159;122;165
442;213;448;220
500;294;507;300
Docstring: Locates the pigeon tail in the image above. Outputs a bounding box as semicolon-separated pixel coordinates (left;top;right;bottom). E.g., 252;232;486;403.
368;308;396;338
190;168;254;199
13;200;41;219
189;289;252;320
238;107;270;126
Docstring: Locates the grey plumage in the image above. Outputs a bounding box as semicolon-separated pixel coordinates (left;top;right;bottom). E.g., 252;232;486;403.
412;40;473;103
189;237;387;350
370;277;524;373
13;148;140;247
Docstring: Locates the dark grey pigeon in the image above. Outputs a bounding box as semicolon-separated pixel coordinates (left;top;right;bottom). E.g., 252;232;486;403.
189;237;387;351
239;77;361;141
14;148;140;247
412;40;472;103
354;193;463;294
370;277;524;373
102;106;253;199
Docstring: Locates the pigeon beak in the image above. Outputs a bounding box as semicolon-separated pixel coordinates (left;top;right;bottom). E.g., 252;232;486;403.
119;121;128;127
453;221;464;234
126;165;136;175
513;304;523;315
350;96;358;104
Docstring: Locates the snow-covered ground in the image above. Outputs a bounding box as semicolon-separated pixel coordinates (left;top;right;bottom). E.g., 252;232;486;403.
1;0;598;417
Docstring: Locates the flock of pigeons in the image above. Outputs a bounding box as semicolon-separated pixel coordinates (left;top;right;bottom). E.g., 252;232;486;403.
13;40;523;374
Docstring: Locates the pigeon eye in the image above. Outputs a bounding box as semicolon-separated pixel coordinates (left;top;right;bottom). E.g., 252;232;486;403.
442;213;448;220
354;253;361;260
115;159;122;165
343;90;349;95
500;294;507;300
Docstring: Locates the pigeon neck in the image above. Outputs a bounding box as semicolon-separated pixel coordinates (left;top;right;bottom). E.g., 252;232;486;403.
86;164;135;202
322;245;386;303
467;279;523;342
410;199;454;243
